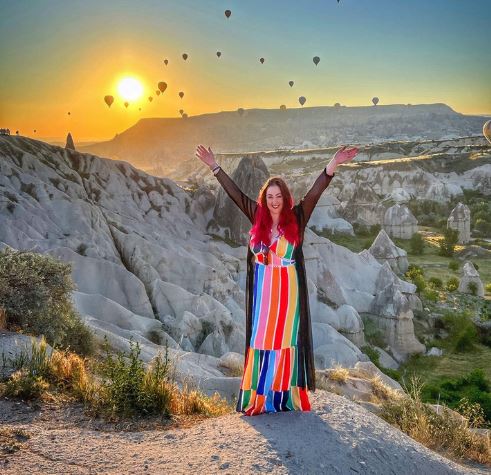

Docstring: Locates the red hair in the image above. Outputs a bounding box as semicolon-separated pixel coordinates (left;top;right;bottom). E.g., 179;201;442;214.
249;177;299;247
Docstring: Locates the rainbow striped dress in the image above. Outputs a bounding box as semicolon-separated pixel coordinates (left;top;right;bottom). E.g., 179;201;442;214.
236;234;311;415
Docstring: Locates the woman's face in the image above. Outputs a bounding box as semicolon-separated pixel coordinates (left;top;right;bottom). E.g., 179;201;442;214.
266;184;283;218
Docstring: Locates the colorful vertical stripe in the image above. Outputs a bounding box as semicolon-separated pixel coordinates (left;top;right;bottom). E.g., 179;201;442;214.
237;235;311;415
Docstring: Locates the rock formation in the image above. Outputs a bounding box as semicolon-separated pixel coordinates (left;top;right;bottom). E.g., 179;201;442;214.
458;261;484;297
65;132;75;151
368;229;409;275
383;204;418;239
447;202;471;244
211;156;268;245
0;136;428;383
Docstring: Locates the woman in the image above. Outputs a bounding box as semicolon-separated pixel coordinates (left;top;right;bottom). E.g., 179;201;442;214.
195;144;358;415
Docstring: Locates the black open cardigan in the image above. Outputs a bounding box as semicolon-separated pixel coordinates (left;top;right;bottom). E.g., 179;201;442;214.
214;167;335;391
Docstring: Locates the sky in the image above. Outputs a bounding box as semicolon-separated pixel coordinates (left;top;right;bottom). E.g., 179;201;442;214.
1;0;490;142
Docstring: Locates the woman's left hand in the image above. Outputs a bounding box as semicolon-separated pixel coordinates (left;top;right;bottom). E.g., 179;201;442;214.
333;145;359;165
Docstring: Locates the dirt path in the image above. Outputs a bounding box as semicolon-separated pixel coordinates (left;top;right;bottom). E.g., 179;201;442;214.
0;390;487;474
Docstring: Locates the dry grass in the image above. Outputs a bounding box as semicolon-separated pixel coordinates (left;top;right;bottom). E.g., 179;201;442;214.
370;375;404;404
325;365;350;383
380;375;490;466
1;337;233;421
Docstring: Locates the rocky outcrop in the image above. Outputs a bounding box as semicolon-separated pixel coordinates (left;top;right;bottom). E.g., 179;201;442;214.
368;229;409;275
0;136;428;379
339;183;386;227
447;202;471;244
212;156;268;245
458;261;484;297
65;133;75;151
383;204;418;239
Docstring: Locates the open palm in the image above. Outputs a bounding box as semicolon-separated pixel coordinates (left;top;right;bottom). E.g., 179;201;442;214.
333;145;359;165
195;144;216;167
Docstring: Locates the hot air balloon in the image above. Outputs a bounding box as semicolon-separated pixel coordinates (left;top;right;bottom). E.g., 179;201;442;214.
179;109;184;115
104;95;114;108
16;131;19;135
289;81;294;87
33;129;36;133
313;56;320;66
67;112;71;115
298;96;306;106
334;103;341;107
225;10;231;18
156;90;161;96
372;97;379;106
179;91;184;99
237;108;244;116
164;59;168;66
280;105;287;110
158;82;167;93
124;101;129;108
182;113;188;119
148;96;153;102
182;53;188;61
483;120;491;144
259;57;265;64
139;108;141;111
216;51;222;58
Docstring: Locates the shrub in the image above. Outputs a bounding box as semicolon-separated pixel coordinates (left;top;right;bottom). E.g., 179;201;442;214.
428;277;443;290
413;275;426;293
405;265;426;292
441;311;478;353
423;369;491;424
422;289;439;302
409;233;424;255
448;261;459;272
381;375;490;465
486;283;491;294
446;277;459;292
0;249;94;355
438;228;459;257
467;282;478;296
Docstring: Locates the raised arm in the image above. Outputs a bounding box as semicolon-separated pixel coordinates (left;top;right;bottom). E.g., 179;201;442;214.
298;145;359;224
195;145;258;224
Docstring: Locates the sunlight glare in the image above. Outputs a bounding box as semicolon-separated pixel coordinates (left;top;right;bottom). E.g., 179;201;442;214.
117;77;143;102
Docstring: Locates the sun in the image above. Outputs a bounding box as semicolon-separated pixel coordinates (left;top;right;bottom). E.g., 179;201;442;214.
117;77;143;102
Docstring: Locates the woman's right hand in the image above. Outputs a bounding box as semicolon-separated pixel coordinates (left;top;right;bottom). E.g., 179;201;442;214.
195;145;217;168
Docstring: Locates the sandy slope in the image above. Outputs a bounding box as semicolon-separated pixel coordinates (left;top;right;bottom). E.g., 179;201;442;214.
1;390;487;475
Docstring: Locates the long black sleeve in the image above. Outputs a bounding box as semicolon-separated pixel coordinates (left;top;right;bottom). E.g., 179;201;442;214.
297;169;335;225
214;167;258;224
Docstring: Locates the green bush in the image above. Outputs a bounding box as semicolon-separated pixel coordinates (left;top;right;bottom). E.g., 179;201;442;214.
446;277;459;292
486;283;491;294
448;261;459;272
0;249;94;355
413;275;426;293
467;282;478;296
438;228;459;257
428;277;443;290
441;311;478;353
409;233;424;255
423;369;491;424
422;289;439;302
405;265;426;292
97;338;173;417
